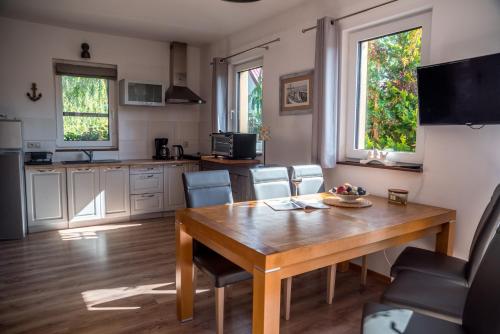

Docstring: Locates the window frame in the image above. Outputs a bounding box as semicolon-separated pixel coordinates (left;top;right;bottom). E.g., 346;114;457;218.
344;11;431;164
55;73;117;150
231;58;264;133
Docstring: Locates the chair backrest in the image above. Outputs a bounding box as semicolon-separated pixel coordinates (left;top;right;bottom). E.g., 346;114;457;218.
182;170;233;208
289;165;325;195
462;227;500;334
465;184;500;283
249;167;291;200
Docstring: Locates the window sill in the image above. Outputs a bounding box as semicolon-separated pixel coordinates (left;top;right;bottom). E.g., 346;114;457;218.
337;159;423;173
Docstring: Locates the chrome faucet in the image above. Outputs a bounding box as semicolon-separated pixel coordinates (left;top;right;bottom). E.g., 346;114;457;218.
81;149;94;162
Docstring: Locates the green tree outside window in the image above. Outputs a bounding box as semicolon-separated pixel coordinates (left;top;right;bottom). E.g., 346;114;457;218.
360;28;422;152
62;76;110;141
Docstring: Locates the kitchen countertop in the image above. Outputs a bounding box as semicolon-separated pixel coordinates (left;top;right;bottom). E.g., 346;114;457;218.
24;159;199;169
201;156;261;165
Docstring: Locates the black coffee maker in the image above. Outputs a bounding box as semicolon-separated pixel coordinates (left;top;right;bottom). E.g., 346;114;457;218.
154;138;169;160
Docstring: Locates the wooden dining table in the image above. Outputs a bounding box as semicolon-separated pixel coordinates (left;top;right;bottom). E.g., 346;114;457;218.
175;193;456;334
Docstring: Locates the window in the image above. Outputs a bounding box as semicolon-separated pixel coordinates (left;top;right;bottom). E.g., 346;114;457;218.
232;59;263;153
344;11;431;163
55;61;117;149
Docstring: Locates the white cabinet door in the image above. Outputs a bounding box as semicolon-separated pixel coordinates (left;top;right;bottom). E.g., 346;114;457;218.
164;164;186;211
130;193;163;215
25;168;68;232
130;165;163;175
186;162;200;172
100;166;130;219
67;167;101;223
130;173;163;194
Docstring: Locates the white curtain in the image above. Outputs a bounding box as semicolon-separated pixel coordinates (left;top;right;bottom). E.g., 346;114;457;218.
211;57;228;133
312;17;338;168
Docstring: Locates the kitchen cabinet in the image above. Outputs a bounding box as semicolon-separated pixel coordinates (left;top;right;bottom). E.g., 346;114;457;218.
100;166;130;219
164;164;186;211
130;165;163;175
67;167;101;223
129;164;163;217
185;162;200;172
130;193;163;215
25;167;68;232
130;173;163;195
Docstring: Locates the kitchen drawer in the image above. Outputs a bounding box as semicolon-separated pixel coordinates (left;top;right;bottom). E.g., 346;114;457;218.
130;193;163;215
130;165;163;175
130;173;164;194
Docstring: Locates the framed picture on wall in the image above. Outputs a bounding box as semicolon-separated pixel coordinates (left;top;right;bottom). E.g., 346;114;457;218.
279;70;314;115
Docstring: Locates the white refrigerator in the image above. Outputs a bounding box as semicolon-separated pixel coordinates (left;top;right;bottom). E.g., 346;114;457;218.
0;119;26;239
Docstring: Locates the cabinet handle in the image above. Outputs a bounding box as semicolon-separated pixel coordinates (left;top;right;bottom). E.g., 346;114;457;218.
106;166;122;170
77;168;92;171
147;174;154;178
37;169;55;173
143;194;155;198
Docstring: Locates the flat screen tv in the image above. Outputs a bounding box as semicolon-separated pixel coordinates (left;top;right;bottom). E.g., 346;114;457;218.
417;52;500;125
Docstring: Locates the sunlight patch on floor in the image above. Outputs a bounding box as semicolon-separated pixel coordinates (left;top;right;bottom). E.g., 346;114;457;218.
81;282;210;311
59;223;142;241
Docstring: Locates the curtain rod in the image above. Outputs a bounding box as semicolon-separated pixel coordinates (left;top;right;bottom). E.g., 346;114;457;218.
215;38;281;63
301;0;399;33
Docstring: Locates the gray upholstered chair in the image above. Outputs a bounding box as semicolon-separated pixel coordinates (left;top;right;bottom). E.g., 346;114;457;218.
381;185;500;323
249;166;336;320
361;227;500;334
249;166;291;200
391;184;500;286
288;164;325;195
249;167;294;319
289;164;369;293
182;170;252;334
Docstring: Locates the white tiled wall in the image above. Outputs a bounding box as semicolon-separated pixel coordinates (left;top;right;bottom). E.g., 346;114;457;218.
0;18;204;162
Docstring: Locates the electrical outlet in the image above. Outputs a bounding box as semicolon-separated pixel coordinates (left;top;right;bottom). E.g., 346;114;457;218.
183;141;189;148
27;141;41;149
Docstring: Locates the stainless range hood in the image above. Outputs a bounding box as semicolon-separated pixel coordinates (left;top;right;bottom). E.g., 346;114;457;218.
165;42;206;104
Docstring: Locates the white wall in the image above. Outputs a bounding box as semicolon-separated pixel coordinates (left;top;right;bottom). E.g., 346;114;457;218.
201;0;500;275
0;17;202;161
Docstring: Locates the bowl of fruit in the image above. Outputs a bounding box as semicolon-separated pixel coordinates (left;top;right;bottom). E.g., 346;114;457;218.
329;183;368;203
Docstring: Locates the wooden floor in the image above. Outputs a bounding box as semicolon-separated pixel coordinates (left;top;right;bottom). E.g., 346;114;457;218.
0;218;387;334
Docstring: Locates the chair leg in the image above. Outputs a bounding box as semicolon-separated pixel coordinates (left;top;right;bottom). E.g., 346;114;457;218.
283;277;292;320
326;264;337;304
361;255;368;287
193;266;198;295
215;287;224;334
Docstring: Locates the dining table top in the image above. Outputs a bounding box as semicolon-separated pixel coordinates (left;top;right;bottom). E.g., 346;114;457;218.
175;193;456;271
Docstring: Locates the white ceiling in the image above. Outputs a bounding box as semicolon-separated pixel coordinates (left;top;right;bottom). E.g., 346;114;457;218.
0;0;312;45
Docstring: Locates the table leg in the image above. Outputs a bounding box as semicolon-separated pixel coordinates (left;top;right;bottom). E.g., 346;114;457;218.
252;267;281;334
176;221;194;321
337;261;350;272
326;264;336;304
435;221;455;256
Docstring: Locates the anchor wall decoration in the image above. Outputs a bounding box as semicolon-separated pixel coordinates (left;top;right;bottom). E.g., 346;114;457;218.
27;83;42;101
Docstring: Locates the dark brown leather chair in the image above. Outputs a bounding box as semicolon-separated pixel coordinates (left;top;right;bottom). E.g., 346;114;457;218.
361;226;500;334
390;184;500;286
381;185;500;323
182;170;252;334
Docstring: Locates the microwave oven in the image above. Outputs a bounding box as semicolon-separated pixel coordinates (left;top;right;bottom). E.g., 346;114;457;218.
119;79;166;106
211;133;257;159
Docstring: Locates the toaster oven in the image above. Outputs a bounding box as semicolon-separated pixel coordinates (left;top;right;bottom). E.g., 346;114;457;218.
211;132;257;159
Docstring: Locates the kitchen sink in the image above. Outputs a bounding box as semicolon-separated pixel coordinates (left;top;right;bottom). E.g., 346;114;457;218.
61;159;121;165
